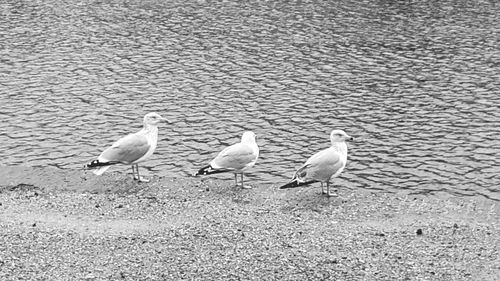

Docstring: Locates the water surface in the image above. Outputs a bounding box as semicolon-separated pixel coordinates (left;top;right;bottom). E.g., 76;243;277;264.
1;0;499;200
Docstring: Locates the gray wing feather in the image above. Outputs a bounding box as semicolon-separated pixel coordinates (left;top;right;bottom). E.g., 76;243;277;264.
211;143;256;170
98;133;150;164
295;147;342;182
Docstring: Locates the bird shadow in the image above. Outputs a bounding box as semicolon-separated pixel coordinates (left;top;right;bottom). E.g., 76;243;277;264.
276;186;348;214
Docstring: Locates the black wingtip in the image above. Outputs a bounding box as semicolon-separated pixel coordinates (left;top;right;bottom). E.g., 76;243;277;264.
85;160;100;169
279;179;317;189
195;165;230;176
279;179;299;189
194;165;211;176
85;160;117;169
195;165;218;176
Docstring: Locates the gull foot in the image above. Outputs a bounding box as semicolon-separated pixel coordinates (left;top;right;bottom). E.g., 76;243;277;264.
235;184;252;189
134;176;150;183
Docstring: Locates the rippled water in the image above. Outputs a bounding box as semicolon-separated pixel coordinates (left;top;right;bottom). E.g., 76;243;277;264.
1;0;499;200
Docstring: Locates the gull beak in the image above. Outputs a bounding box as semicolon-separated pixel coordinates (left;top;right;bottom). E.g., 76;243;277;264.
160;117;171;123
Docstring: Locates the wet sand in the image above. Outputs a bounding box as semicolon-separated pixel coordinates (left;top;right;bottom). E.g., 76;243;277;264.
0;166;498;280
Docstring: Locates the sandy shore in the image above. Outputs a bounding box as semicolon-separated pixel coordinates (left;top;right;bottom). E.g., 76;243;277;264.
0;166;498;280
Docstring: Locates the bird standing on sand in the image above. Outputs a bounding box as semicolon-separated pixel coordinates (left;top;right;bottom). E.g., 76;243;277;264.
195;131;259;189
85;112;168;182
279;129;353;196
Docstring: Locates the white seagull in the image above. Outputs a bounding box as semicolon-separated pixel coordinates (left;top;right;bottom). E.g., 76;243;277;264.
85;112;168;182
195;131;259;189
279;129;353;196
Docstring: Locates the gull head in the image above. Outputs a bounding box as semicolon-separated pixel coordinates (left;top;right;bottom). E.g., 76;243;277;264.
241;131;257;143
330;129;353;143
143;112;168;126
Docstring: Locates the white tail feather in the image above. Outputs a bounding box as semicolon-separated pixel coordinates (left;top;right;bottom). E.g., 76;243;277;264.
93;166;111;176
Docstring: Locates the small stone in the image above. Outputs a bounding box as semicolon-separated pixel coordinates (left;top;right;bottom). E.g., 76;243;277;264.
416;229;423;235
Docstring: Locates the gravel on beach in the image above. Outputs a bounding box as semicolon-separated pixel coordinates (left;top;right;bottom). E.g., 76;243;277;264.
0;166;498;280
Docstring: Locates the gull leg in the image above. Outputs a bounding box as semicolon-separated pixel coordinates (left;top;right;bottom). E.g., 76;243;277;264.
135;164;150;182
131;165;137;180
234;173;238;187
327;181;338;197
321;182;326;194
241;173;252;189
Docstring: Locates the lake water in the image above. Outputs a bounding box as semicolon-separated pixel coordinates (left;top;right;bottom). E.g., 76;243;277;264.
1;0;499;200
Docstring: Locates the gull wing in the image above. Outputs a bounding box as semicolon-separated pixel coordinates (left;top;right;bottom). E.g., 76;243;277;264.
210;143;257;170
295;147;343;183
98;133;151;164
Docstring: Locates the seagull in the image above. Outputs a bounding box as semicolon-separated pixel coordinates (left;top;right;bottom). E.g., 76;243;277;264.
279;129;353;196
85;112;168;182
195;131;259;189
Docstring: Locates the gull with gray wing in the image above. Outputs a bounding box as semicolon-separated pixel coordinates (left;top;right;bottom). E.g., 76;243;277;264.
85;112;168;182
279;129;353;196
195;131;259;189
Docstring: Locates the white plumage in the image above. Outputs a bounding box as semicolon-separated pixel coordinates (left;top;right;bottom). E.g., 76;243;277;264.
86;112;168;182
195;131;259;188
279;129;353;196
